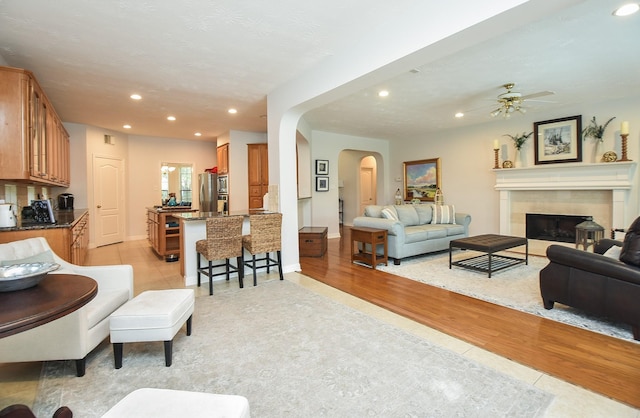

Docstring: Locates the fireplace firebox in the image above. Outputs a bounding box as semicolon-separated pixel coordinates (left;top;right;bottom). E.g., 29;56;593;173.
525;213;591;243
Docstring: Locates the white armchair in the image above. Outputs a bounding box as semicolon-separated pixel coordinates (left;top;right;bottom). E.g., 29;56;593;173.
0;237;133;376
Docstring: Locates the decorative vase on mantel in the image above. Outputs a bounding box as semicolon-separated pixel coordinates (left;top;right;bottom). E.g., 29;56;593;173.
514;149;524;168
592;140;603;163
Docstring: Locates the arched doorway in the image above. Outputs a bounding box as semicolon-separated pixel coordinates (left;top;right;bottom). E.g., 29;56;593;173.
338;151;382;226
359;156;377;216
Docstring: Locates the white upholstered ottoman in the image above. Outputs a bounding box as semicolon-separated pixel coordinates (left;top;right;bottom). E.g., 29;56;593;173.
101;388;250;418
109;289;195;368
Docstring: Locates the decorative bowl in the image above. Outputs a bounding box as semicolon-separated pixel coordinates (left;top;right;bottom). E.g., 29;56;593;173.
0;262;60;292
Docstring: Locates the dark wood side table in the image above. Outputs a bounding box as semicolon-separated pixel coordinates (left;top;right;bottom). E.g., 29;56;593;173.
0;274;97;339
350;226;388;269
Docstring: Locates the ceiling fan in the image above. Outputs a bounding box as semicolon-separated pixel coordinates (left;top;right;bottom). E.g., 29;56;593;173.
490;83;554;118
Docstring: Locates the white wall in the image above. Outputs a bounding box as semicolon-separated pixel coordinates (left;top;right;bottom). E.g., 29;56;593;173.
82;125;130;245
127;135;216;239
308;131;389;238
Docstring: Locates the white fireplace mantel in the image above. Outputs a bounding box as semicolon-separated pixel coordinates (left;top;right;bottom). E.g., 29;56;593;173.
494;161;636;191
494;161;637;235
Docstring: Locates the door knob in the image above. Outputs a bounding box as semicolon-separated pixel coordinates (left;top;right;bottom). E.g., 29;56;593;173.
97;205;102;208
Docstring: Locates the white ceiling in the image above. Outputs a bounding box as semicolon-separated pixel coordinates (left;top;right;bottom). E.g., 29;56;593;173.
0;0;638;142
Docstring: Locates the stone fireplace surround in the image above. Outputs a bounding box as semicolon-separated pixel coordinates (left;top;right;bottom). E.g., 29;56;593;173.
494;161;636;255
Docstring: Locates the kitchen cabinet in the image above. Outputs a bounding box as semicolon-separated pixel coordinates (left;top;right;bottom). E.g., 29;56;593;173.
70;211;89;265
0;210;89;265
217;143;229;174
0;65;70;187
147;208;196;259
248;143;268;209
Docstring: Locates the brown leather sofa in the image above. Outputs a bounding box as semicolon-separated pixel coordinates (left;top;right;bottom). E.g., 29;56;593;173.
540;238;640;341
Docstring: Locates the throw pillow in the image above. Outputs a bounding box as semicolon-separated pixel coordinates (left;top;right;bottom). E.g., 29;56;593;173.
395;205;419;226
381;207;399;221
431;204;456;224
620;216;640;267
602;245;621;260
364;205;383;218
414;205;433;225
0;250;55;266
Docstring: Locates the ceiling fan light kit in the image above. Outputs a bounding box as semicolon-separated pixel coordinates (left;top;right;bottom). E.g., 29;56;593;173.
489;83;550;118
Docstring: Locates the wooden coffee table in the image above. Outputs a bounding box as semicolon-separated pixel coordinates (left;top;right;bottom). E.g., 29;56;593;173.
350;226;388;269
449;234;528;277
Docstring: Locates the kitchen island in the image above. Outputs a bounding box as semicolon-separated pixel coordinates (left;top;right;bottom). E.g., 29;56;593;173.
174;210;270;286
146;206;197;261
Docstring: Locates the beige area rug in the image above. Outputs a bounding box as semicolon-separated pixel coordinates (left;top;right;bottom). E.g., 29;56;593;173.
377;250;636;342
34;279;553;417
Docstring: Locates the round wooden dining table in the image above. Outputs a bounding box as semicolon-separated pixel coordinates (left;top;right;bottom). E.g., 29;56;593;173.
0;274;97;339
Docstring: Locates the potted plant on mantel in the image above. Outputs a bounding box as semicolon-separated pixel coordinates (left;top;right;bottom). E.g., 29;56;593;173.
504;131;533;167
582;116;616;162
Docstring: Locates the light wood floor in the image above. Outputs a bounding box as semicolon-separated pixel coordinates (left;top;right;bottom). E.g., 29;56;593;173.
299;227;640;410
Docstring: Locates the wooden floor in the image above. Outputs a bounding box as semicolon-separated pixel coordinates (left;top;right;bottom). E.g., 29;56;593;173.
299;227;640;409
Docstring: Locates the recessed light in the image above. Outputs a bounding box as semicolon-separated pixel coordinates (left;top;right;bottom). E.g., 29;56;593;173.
228;108;237;114
455;112;464;118
167;116;176;121
613;3;639;16
130;94;142;100
378;90;389;97
194;132;202;137
123;124;132;129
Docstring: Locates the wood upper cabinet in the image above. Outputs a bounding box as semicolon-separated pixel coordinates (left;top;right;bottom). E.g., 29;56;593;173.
0;65;70;186
248;143;268;209
217;143;229;174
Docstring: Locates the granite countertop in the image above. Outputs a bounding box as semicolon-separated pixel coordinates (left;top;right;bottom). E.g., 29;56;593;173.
175;209;272;221
147;206;197;213
0;209;89;231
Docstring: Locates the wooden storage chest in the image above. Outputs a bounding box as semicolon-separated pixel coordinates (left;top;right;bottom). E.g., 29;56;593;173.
298;227;327;257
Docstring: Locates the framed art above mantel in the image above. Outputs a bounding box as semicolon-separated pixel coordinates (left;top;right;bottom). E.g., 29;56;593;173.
534;115;582;165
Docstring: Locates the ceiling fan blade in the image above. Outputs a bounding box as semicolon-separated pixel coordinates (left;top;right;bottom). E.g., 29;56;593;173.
521;90;555;100
524;99;557;103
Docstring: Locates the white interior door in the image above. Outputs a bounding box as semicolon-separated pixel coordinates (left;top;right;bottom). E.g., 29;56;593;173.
359;167;375;215
93;155;125;246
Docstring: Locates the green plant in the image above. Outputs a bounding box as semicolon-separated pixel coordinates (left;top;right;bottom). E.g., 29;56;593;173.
504;131;533;150
582;116;616;142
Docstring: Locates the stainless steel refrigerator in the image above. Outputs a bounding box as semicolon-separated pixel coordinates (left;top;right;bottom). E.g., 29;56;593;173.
199;172;218;212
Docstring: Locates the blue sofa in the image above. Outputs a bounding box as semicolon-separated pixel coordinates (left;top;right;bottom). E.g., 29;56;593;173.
352;204;471;265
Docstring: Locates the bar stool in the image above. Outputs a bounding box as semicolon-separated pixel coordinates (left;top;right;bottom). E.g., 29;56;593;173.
196;216;244;295
242;213;283;286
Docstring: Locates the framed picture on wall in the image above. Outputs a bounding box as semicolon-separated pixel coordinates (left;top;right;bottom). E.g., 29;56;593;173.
316;176;329;192
315;159;329;175
534;115;582;165
403;158;441;201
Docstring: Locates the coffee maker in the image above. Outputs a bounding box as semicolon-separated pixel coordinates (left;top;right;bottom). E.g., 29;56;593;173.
58;193;74;210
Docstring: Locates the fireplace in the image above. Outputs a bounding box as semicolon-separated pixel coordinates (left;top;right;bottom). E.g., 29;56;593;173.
525;213;590;243
494;162;636;255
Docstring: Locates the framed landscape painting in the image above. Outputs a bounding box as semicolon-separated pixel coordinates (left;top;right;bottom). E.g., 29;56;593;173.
534;115;582;165
403;158;441;201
